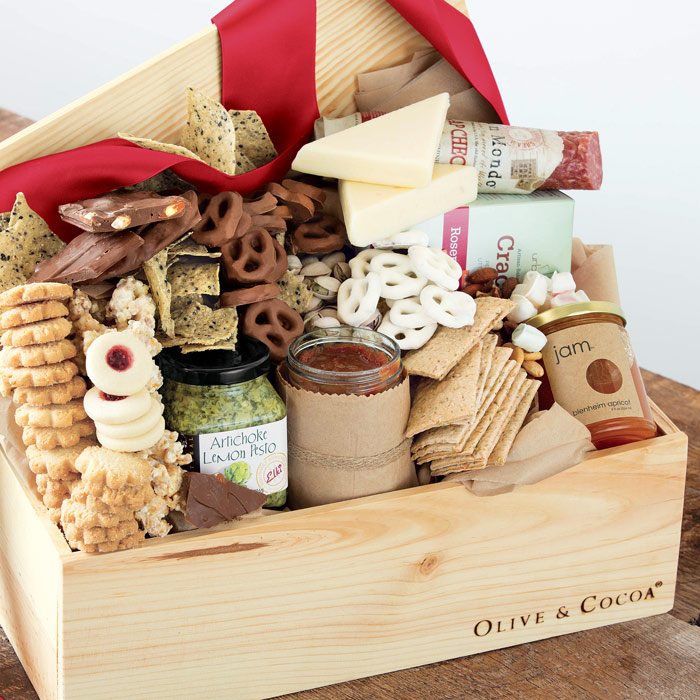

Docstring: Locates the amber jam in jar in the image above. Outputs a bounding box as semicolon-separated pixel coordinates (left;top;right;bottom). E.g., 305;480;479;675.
527;302;656;449
287;328;403;395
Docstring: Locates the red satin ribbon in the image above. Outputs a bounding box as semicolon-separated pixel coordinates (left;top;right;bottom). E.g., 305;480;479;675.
0;0;506;242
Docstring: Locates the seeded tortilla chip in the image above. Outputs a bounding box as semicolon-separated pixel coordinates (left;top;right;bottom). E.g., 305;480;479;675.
165;297;237;347
167;235;221;261
276;271;313;313
405;341;482;438
119;133;203;161
181;88;237;175
169;262;220;298
403;297;515;380
143;249;174;338
123;170;196;193
6;193;65;278
0;212;9;228
228;109;277;168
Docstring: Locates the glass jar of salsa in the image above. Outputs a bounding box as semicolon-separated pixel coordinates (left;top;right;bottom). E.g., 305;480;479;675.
287;328;403;395
527;302;656;449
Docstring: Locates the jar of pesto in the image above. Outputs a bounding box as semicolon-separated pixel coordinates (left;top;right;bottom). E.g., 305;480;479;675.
158;336;287;508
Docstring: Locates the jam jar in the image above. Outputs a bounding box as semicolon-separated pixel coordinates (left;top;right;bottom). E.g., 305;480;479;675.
286;328;403;395
158;336;287;507
527;302;656;449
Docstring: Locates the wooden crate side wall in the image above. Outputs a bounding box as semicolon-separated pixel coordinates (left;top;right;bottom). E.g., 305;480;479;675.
0;450;64;700
0;0;466;170
58;431;686;700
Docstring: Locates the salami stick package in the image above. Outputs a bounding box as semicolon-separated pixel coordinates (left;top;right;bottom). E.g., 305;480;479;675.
315;114;602;193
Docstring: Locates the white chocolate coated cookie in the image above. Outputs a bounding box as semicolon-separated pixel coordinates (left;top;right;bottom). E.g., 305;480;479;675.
84;386;151;425
95;397;164;439
97;416;165;453
85;330;154;395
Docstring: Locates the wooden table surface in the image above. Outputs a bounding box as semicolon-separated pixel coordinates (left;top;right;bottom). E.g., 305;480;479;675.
0;111;698;700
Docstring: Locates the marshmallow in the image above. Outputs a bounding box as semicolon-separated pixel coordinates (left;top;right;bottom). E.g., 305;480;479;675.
349;248;384;278
512;324;547;353
84;386;151;425
337;273;381;326
519;271;549;307
575;289;590;302
85;330;155;396
369;251;427;299
389;296;434;329
96;416;165;453
407;245;462;291
551;271;576;295
373;230;430;249
551;290;580;307
507;294;538;323
378;315;437;351
419;285;476;328
95;396;164;439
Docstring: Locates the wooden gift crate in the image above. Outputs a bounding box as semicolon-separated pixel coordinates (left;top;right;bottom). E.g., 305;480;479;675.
0;1;689;698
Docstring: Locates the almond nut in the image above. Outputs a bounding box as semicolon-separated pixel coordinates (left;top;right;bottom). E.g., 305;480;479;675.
523;360;544;378
469;267;498;284
501;277;519;299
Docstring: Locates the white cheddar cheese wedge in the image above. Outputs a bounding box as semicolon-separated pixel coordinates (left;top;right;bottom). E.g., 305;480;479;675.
340;163;478;248
292;93;450;188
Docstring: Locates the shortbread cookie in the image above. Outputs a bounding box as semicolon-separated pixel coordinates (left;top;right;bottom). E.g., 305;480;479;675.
61;499;134;529
26;437;97;479
0;282;72;308
0;300;69;329
13;375;86;406
4;359;78;388
63;518;139;546
75;446;151;490
15;399;87;428
0;339;77;367
23;419;96;450
1;317;72;347
36;476;75;509
68;529;145;553
82;483;155;509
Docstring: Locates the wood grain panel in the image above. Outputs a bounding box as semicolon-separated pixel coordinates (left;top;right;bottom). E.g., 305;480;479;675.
55;429;686;700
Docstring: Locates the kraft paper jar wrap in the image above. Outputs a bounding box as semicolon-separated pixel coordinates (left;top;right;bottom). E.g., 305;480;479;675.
276;366;416;508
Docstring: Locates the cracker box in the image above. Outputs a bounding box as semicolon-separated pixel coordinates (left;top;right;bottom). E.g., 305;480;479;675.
0;1;688;699
418;190;574;279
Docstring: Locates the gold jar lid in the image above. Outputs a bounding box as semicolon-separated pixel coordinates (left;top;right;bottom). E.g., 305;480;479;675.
526;301;626;329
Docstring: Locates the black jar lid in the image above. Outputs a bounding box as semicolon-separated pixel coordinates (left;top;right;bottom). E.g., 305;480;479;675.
157;335;270;386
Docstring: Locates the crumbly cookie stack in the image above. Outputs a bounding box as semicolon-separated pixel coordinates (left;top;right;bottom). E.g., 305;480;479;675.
0;282;96;521
61;446;154;552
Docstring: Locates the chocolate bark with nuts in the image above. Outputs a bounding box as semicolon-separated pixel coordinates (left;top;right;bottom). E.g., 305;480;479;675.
58;192;188;233
184;472;267;528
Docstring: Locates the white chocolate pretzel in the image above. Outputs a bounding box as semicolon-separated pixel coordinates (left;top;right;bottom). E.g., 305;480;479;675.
419;285;475;328
377;315;437;351
337;273;381;326
407;245;461;291
369;252;427;300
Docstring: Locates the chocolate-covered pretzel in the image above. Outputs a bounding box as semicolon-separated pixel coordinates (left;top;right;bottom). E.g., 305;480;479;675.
242;298;304;362
220;283;280;307
191;191;243;247
291;214;347;254
252;214;287;233
242;192;277;216
265;182;315;223
220;228;287;284
281;178;327;207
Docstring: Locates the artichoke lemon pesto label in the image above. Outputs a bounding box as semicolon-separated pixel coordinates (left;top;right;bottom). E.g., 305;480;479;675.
542;324;643;426
192;417;288;495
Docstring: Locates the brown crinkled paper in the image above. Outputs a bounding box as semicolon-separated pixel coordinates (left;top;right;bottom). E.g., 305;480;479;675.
571;238;620;305
276;366;416;509
443;404;595;496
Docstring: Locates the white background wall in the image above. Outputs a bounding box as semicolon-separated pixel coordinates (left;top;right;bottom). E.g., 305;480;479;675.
1;0;698;388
